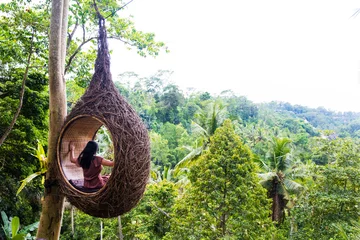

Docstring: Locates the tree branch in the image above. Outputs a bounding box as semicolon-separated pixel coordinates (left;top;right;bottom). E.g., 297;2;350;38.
105;0;135;19
0;32;34;146
108;36;136;46
64;35;136;74
149;201;171;218
64;37;96;74
67;19;78;50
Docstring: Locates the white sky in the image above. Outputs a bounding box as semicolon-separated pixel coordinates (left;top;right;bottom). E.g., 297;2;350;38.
2;0;360;112
109;0;360;112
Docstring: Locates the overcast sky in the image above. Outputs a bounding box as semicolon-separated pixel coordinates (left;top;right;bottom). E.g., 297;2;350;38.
108;0;360;112
3;0;360;112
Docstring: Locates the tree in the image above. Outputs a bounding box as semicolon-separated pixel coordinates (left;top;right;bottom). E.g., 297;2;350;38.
0;70;49;227
0;1;49;145
122;180;177;239
221;91;258;122
65;1;167;87
149;131;171;168
0;0;50;228
175;98;228;170
166;120;274;239
156;84;184;124
0;0;167;236
158;122;191;166
259;137;304;224
292;138;360;239
36;0;69;239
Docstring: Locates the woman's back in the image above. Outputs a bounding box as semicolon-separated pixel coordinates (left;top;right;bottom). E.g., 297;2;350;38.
83;156;105;188
69;141;113;189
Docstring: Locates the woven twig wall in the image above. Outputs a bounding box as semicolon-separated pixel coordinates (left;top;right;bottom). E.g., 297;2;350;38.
57;8;150;218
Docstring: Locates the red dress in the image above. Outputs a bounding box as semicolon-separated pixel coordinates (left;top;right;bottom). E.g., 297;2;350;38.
83;156;109;189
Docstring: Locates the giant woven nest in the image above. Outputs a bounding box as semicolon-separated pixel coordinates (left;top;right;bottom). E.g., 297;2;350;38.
56;7;150;218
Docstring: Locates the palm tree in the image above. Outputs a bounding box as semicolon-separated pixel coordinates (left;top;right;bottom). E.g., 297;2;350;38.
174;98;227;172
259;137;304;224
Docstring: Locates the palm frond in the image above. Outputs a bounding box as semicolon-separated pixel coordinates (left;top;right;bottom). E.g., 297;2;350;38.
174;146;203;175
173;167;189;179
258;172;278;181
258;159;272;172
283;178;304;195
259;179;274;191
191;121;208;139
277;183;290;200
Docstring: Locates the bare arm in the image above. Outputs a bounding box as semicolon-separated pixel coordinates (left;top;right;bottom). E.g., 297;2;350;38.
101;158;114;167
69;143;80;167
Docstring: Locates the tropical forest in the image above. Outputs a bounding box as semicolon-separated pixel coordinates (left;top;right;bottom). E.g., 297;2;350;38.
1;0;360;239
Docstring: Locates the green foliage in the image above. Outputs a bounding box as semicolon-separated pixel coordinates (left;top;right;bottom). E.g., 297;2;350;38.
292;138;360;239
166;120;275;239
0;0;49;69
263;101;360;136
66;0;167;87
61;209;102;240
150;131;171;167
122;180;177;239
0;1;49;228
221;91;258;122
258;137;305;224
158;123;191;166
0;70;48;228
0;0;167;230
17;142;47;195
61;181;177;239
268;137;292;172
1;211;39;240
156;84;184;124
3;2;360;235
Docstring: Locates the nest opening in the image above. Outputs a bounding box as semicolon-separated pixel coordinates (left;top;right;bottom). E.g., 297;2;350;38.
58;115;111;194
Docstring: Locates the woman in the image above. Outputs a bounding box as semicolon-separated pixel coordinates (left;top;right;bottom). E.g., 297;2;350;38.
69;141;114;189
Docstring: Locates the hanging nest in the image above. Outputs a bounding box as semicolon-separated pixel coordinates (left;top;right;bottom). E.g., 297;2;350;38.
56;6;150;218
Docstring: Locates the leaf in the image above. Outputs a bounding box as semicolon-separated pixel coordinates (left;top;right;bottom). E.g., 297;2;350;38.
19;221;39;233
16;171;45;195
283;179;304;195
174;146;202;175
12;233;26;240
259;179;273;191
190;121;208;139
277;184;289;200
258;172;277;181
1;211;9;229
332;223;349;240
11;216;20;238
1;211;10;239
150;170;158;181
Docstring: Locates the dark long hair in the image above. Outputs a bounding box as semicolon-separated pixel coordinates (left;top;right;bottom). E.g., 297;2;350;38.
78;141;98;169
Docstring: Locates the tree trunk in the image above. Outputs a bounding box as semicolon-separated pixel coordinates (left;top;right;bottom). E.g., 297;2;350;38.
71;206;75;236
272;190;285;224
100;221;103;240
36;0;69;239
271;179;284;224
118;216;124;240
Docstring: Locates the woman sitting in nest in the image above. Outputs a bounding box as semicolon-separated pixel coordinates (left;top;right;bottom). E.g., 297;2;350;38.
70;141;114;189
